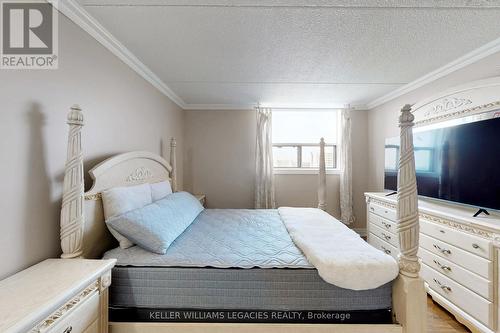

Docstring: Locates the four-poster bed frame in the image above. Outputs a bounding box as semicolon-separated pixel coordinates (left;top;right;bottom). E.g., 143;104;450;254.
59;104;426;333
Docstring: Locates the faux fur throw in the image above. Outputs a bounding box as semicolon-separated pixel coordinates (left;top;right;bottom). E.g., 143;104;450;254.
278;207;399;290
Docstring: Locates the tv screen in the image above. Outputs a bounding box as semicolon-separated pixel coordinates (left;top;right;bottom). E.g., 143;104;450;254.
384;115;500;211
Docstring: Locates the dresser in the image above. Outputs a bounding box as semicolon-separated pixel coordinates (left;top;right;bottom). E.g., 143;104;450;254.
0;259;116;333
365;192;500;333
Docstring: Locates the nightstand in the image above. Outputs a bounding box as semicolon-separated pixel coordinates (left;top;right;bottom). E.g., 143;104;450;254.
194;194;206;207
0;258;116;333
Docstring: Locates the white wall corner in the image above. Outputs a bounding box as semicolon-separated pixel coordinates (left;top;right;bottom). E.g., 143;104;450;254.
49;0;187;109
366;37;500;110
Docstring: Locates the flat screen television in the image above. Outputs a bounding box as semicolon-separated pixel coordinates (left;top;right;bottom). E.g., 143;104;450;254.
384;114;500;211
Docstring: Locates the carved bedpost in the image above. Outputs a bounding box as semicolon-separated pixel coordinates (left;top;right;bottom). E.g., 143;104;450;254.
392;104;427;333
397;104;420;277
60;105;85;259
318;137;326;210
170;137;177;192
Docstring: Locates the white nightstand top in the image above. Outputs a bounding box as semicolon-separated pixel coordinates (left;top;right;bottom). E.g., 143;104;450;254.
0;258;116;333
194;194;206;201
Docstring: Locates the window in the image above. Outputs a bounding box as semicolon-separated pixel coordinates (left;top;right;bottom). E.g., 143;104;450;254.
384;145;399;171
414;148;434;172
385;146;435;173
272;110;339;172
385;134;436;173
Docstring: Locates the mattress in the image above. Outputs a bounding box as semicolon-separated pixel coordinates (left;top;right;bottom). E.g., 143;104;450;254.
109;266;393;324
104;209;393;324
104;209;312;268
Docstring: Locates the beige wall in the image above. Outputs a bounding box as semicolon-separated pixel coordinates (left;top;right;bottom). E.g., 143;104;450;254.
184;110;256;209
367;52;500;192
0;14;184;279
183;109;369;230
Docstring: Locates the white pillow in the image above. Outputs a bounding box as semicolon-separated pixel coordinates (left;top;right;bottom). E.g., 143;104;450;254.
102;183;153;248
150;181;173;201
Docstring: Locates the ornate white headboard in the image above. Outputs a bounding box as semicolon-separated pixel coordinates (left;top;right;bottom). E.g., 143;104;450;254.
82;151;174;258
411;77;500;128
60;106;177;259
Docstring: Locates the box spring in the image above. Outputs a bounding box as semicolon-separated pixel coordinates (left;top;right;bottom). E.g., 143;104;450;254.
109;266;393;324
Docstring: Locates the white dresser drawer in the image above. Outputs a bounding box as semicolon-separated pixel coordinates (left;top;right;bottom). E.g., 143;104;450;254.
420;219;491;259
365;192;500;333
368;202;397;221
46;291;100;333
420;234;491;279
368;212;397;234
369;233;399;260
422;264;493;328
370;223;398;248
419;247;492;300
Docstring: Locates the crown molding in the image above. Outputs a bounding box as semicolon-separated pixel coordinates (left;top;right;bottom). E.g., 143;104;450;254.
185;103;368;111
366;36;500;110
49;0;500;112
185;103;256;110
49;0;187;109
83;0;500;9
47;0;368;111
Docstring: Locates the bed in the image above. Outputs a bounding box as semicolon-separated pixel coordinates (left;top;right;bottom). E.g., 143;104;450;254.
102;208;394;324
59;104;426;333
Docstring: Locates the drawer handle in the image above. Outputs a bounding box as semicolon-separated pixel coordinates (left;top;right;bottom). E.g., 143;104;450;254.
382;233;391;241
370;207;375;211
440;285;452;292
382;222;392;229
433;259;452;272
441;248;451;255
472;243;480;249
381;246;391;255
432;278;452;292
384;210;388;214
63;326;73;333
433;244;451;255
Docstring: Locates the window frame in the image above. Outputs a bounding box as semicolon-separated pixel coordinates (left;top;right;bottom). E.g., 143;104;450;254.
384;144;437;174
272;110;342;175
384;144;400;172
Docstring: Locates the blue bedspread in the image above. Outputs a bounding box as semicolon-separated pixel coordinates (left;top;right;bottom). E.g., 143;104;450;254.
104;209;312;268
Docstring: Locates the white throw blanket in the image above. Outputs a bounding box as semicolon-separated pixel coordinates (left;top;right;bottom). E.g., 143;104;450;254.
278;207;399;290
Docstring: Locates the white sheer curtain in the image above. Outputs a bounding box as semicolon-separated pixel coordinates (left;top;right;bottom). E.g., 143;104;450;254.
254;107;276;209
339;108;355;225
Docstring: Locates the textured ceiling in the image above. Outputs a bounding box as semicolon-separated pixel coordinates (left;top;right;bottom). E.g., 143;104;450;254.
79;0;500;109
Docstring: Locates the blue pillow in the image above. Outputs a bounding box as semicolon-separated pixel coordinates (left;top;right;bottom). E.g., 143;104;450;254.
106;191;204;254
